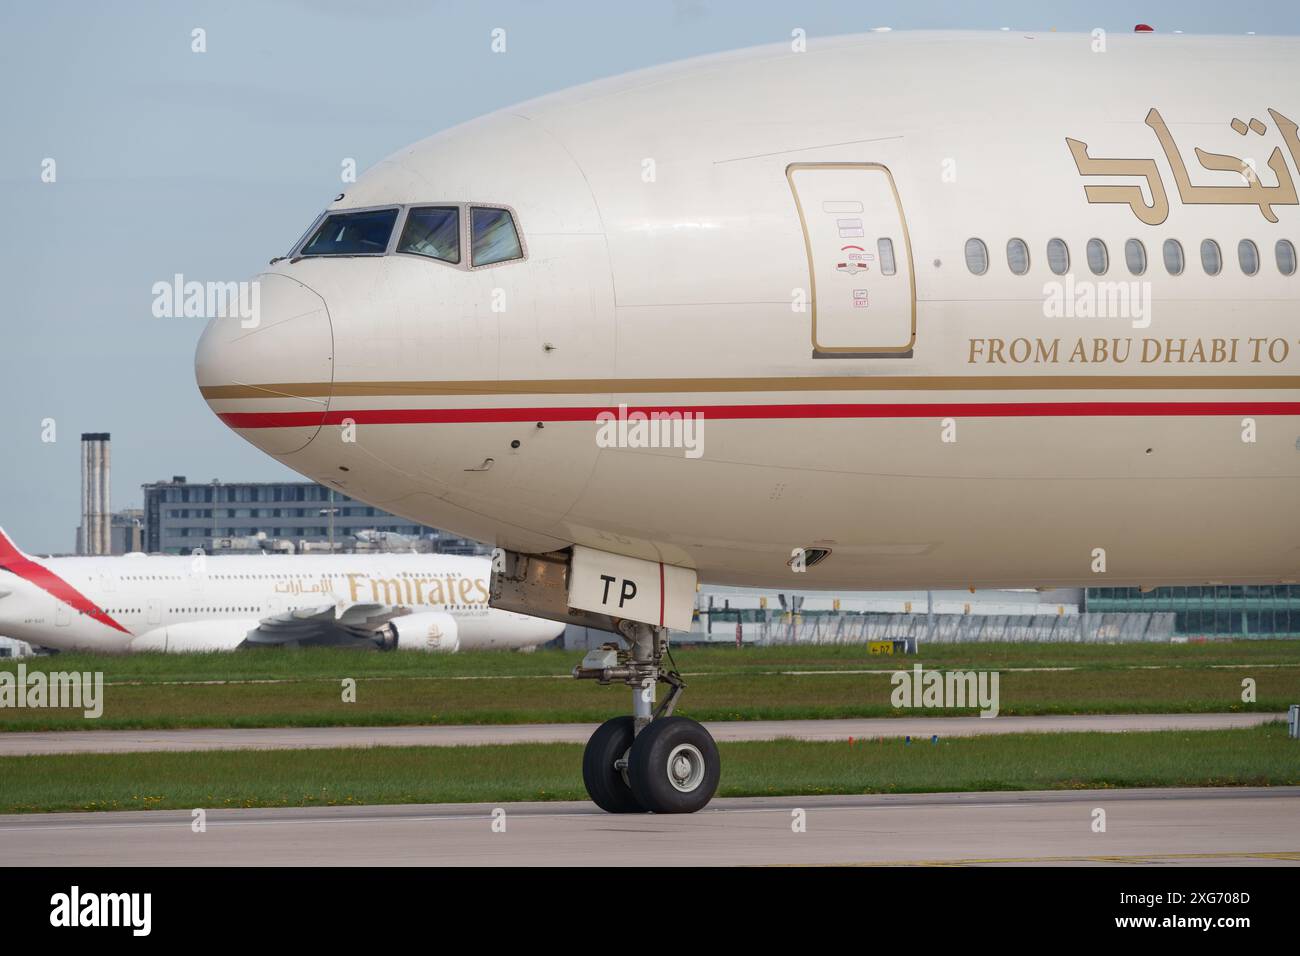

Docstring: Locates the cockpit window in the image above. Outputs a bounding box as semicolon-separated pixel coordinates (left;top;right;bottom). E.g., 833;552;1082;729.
397;207;460;263
299;208;398;257
471;207;523;266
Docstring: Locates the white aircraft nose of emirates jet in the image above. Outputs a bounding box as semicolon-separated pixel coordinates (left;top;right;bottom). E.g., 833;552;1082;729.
195;273;334;455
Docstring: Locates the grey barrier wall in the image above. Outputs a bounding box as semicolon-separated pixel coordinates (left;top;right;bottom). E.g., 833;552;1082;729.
724;612;1180;645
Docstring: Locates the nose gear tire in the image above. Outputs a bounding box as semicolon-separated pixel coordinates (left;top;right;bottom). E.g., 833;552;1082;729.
582;716;644;813
626;716;720;814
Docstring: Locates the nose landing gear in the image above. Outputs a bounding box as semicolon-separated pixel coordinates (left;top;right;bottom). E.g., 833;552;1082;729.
574;621;719;813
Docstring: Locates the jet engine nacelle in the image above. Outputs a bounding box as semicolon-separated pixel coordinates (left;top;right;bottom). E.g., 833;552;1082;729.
131;619;261;653
383;611;460;653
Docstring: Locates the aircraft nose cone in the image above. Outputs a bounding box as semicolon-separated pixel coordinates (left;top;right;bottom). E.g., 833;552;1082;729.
194;273;334;455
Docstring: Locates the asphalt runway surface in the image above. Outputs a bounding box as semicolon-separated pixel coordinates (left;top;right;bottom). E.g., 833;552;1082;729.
1;787;1296;866
0;712;1280;755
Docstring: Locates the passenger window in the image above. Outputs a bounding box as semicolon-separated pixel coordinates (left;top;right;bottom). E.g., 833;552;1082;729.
1006;238;1030;275
1125;239;1147;276
877;238;896;276
964;238;988;275
471;207;524;266
1163;239;1184;275
299;208;399;257
1201;239;1222;276
397;207;460;263
1238;239;1259;276
1086;238;1108;275
1046;238;1069;275
1278;239;1298;276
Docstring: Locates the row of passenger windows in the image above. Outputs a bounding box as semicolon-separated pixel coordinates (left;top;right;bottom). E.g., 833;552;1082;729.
296;204;524;267
964;237;1298;278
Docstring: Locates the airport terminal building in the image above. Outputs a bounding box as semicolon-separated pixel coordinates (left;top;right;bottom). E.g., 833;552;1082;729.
140;477;486;556
1085;586;1300;638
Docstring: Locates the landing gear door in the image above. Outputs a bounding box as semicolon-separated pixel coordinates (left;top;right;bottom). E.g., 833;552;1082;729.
567;547;697;632
787;163;915;356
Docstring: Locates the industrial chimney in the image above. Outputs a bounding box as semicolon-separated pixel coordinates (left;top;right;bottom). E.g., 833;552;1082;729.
80;433;111;555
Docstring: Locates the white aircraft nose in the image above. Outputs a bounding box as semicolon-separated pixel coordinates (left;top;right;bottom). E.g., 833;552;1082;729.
194;272;334;455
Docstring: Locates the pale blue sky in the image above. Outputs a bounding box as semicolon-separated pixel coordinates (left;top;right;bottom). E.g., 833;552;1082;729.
1;0;1296;553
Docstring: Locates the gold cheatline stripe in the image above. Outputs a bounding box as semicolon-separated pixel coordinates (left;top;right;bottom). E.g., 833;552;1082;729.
199;375;1300;400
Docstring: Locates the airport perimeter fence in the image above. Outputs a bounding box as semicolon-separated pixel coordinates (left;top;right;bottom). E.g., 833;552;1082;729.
743;611;1180;645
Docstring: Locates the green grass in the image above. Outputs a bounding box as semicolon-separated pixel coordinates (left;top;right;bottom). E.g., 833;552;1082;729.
0;723;1294;813
3;639;1297;683
2;641;1295;731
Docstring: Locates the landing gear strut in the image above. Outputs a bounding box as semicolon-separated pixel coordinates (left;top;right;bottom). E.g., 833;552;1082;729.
574;621;720;813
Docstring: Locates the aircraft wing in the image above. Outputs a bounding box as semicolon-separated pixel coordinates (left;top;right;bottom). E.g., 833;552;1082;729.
244;603;412;648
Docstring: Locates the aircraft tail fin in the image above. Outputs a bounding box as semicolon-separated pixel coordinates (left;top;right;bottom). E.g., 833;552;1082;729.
0;527;28;569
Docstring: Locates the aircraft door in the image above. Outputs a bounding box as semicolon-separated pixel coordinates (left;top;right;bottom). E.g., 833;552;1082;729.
787;163;915;355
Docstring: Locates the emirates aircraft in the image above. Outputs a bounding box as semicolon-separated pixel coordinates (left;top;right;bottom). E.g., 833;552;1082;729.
195;30;1300;812
0;528;562;654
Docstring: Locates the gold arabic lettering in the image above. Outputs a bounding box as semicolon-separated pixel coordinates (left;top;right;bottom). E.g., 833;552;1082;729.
1067;108;1300;223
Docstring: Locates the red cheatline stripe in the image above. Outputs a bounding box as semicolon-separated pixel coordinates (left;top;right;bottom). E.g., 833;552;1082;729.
0;554;130;635
658;562;665;628
217;401;1300;429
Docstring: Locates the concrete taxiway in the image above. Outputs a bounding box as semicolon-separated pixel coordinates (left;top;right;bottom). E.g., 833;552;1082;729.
0;712;1280;756
0;787;1295;866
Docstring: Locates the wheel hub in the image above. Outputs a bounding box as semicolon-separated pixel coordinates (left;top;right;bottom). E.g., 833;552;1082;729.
666;743;706;792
